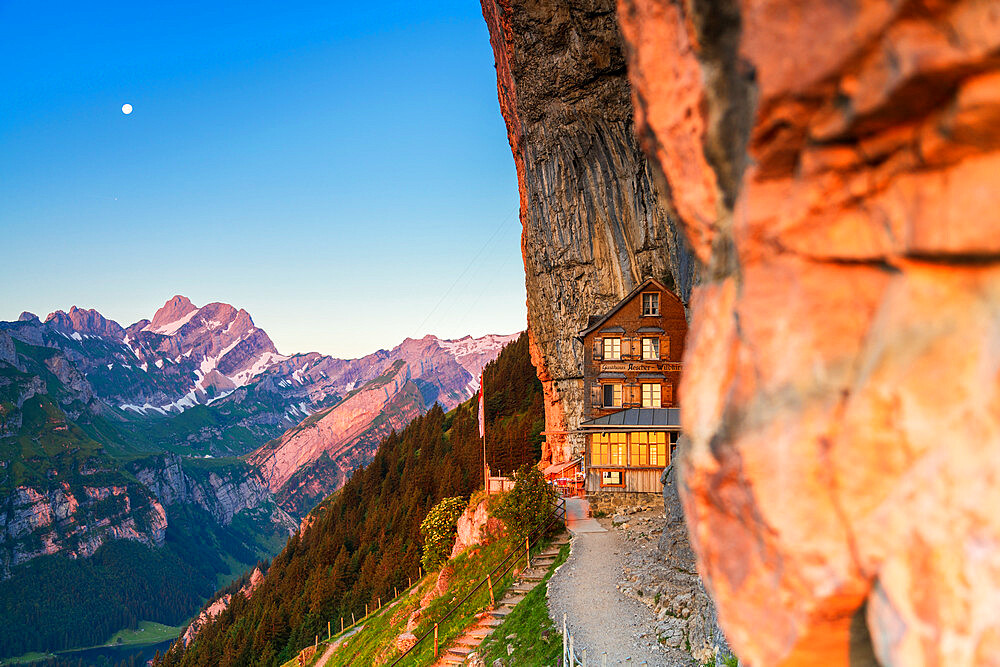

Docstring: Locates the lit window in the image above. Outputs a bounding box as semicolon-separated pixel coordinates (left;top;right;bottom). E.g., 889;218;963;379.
603;337;621;360
628;432;668;467
641;337;659;360
642;293;660;316
641;383;661;408
592;433;627;466
603;383;622;408
601;470;624;487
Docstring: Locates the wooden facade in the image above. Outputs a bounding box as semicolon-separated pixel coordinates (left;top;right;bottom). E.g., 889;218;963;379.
577;277;687;494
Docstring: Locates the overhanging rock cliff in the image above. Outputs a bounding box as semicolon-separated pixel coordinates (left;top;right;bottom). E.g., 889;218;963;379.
617;0;1000;664
480;0;697;465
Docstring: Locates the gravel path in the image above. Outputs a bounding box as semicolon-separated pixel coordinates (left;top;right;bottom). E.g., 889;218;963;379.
547;524;693;666
315;625;362;667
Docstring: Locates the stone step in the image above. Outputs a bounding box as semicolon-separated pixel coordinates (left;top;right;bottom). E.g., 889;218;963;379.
455;635;482;648
442;658;464;666
470;628;491;638
481;618;503;627
520;573;545;582
447;646;474;656
491;607;513;617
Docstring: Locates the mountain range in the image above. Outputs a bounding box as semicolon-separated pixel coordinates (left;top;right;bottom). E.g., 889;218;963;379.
0;295;517;659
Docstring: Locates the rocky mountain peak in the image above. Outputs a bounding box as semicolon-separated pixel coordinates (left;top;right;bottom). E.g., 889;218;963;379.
18;312;39;323
45;306;125;340
145;295;198;335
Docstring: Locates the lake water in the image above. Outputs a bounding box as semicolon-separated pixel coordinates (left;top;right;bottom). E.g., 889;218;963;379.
53;638;175;665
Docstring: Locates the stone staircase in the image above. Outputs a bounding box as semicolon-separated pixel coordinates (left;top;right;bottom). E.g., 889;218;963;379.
436;533;571;666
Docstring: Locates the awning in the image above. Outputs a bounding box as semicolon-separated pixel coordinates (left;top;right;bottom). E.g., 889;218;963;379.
599;326;625;334
543;458;583;476
637;326;665;334
579;407;681;430
637;372;666;379
598;372;626;380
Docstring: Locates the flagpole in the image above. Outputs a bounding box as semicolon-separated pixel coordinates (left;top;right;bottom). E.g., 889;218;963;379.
479;372;487;493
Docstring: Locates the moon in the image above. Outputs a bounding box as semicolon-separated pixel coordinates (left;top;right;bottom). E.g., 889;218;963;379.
121;103;133;115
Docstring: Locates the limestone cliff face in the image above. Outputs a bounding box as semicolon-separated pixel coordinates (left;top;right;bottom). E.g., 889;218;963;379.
480;0;696;464
0;481;167;579
617;0;1000;664
130;453;296;531
248;361;426;515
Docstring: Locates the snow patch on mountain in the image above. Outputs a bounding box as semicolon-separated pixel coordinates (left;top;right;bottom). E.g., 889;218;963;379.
230;351;288;388
143;308;199;336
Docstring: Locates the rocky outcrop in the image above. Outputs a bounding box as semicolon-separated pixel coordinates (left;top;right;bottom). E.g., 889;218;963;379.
0;331;16;367
180;566;265;647
617;0;1000;665
480;0;696;465
0;482;167;579
130;453;296;531
250;361;426;514
449;496;506;559
45;306;126;340
656;463;728;661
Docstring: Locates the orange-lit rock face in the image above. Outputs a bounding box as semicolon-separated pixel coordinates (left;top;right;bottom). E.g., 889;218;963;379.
618;0;1000;665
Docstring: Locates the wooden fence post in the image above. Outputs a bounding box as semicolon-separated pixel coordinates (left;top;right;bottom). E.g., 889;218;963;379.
341;617;344;633
366;603;369;617
378;597;381;610
487;574;495;608
525;536;530;569
394;585;398;598
434;623;439;658
315;635;318;650
351;611;356;626
327;620;330;640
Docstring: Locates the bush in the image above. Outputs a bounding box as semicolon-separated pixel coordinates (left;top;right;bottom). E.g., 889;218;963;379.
420;496;468;571
494;464;557;537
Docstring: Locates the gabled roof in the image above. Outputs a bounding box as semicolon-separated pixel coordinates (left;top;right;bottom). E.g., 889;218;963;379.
579;407;681;430
577;276;681;340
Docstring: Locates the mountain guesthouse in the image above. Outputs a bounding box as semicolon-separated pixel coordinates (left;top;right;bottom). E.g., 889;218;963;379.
577;277;686;498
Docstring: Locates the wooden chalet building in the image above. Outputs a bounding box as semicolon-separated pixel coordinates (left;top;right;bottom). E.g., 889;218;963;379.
576;277;686;495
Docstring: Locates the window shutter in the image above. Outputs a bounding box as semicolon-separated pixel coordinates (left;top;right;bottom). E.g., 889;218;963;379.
619;337;629;360
591;384;602;409
625;383;640;407
593;337;603;361
663;383;674;405
660;335;670;360
631;336;641;360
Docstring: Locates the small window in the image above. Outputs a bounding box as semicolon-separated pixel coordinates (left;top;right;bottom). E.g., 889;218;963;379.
641;337;659;360
641;383;661;408
601;470;624;487
603;337;621;360
603;383;622;408
642;293;660;316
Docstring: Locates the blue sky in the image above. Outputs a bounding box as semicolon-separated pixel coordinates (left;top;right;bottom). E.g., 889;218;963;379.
0;1;524;358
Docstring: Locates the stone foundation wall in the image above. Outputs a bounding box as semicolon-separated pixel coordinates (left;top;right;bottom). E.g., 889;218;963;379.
588;490;660;516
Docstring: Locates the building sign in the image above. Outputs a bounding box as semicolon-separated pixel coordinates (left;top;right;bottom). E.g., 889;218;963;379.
600;361;683;372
